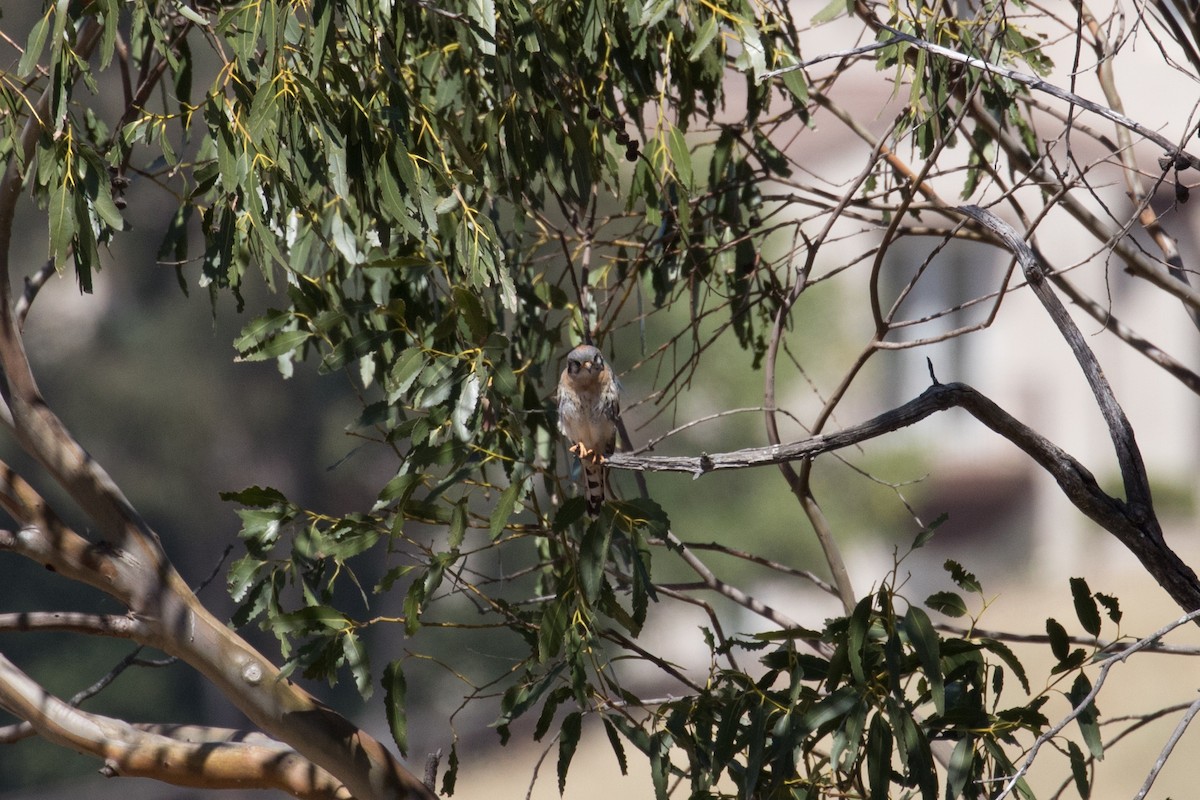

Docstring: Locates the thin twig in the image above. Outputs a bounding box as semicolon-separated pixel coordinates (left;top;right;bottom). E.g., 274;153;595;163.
15;258;58;330
659;529;802;631
673;540;838;596
1074;0;1200;331
994;607;1200;800
1132;694;1200;800
937;623;1200;656
765;28;1200;172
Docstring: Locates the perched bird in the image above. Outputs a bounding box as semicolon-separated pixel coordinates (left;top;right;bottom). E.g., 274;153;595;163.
557;344;621;516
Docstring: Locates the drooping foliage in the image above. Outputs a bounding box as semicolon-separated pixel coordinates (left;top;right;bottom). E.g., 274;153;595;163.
7;0;1200;796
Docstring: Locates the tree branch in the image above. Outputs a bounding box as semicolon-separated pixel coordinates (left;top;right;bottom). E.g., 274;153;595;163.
1048;273;1200;396
995;607;1200;799
0;651;351;800
0;16;433;800
607;383;984;476
766;27;1200;173
956;205;1153;512
965;92;1200;316
0;461;435;800
657;529;803;631
609;380;1200;613
1133;695;1200;800
1074;1;1200;330
0;610;148;638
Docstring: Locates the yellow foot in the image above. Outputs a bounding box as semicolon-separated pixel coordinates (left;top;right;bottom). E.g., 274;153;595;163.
568;442;607;464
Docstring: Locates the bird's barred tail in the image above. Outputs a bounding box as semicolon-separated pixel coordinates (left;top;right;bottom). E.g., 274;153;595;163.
584;462;606;517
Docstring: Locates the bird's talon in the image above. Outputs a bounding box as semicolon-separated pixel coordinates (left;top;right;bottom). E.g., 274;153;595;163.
567;442;609;465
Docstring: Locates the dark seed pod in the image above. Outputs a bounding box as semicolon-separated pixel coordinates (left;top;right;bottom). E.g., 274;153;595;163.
615;131;630;145
587;108;601;120
1177;182;1190;204
625;149;638;163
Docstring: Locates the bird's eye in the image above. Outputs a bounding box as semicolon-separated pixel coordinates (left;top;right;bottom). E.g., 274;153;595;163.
594;355;604;366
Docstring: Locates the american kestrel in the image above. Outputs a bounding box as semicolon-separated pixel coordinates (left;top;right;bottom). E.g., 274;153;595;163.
557;344;621;516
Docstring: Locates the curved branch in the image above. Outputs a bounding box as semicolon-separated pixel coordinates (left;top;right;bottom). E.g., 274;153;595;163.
938;624;1200;656
796;20;1200;326
956;205;1153;511
1133;695;1200;800
674;540;838;597
0;464;435;800
608;383;986;476
0;651;351;800
0;17;433;800
609;380;1200;613
1049;274;1200;396
760;144;885;616
15;257;57;330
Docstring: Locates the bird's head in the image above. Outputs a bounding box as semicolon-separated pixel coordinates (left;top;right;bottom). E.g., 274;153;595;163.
566;345;605;380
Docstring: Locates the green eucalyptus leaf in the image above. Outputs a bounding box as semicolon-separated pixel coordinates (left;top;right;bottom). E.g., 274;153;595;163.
601;716;629;775
926;591;968;617
273;605;352;633
688;15;720;61
448;500;468;551
538;597;568;663
342;630;372;698
1095;592;1122;624
944;559;982;593
666;125;692;192
946;736;975;800
866;712;892;800
847;594;873;684
1046;617;1069;662
489;476;523;539
903;605;944;715
533;686;570;742
1069;673;1103;760
1070;577;1102;636
578;517;613;605
1067;739;1090;798
48;177;75;266
556;711;582;793
383;660;408;756
980;637;1031;694
812;0;851;25
18;11;51;78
